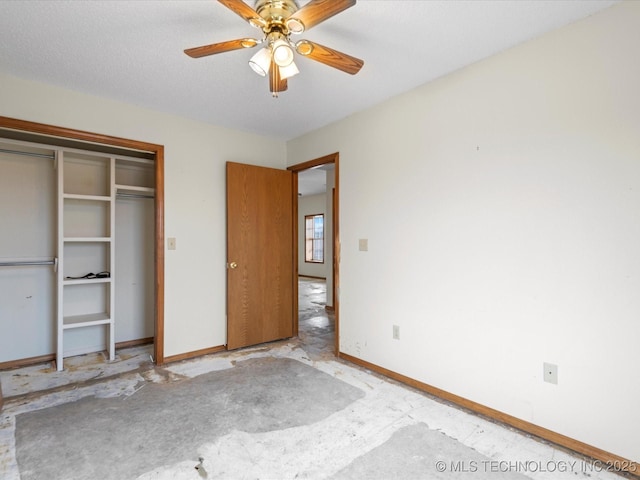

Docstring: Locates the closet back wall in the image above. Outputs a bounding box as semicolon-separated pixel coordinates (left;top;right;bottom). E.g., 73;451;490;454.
115;198;154;342
0;146;56;362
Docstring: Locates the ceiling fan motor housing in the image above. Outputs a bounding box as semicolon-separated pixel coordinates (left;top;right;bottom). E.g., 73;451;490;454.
255;0;299;28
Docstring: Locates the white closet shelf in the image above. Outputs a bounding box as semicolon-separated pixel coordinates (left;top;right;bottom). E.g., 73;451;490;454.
63;237;112;243
63;277;111;286
116;157;154;166
115;184;155;195
63;193;112;201
63;313;112;329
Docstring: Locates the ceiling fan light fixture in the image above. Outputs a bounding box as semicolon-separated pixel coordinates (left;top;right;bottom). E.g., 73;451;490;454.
272;38;294;67
279;60;299;80
249;47;271;76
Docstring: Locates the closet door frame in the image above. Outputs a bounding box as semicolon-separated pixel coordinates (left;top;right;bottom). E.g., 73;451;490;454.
0;116;166;366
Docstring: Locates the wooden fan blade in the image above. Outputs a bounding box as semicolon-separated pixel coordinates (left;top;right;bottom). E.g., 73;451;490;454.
184;38;258;58
295;40;363;75
217;0;265;28
269;60;288;95
287;0;356;32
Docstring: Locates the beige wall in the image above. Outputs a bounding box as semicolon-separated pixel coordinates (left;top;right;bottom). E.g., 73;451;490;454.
0;72;287;358
287;1;640;462
298;193;327;278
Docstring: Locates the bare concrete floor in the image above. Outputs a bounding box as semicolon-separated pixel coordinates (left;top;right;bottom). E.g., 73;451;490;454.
0;278;624;480
297;276;335;360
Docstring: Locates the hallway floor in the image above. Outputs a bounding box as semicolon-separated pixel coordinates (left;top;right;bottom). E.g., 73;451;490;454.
0;278;625;479
297;276;335;360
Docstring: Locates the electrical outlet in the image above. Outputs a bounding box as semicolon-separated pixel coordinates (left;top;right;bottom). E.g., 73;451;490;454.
543;362;558;384
167;237;176;250
393;325;400;340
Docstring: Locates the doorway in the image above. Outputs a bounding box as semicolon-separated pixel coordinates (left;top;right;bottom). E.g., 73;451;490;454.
288;153;339;355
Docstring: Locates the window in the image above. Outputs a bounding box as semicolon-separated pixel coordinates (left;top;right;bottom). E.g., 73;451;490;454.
305;214;324;263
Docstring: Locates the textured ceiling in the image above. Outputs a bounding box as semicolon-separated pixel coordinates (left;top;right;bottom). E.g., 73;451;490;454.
0;0;619;141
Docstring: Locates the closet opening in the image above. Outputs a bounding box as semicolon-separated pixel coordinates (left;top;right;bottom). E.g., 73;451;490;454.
0;116;165;371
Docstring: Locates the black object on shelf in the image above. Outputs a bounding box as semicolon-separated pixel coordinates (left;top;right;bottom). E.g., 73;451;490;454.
65;271;110;280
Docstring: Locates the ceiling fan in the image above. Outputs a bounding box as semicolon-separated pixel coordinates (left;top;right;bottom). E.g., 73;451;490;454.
184;0;364;97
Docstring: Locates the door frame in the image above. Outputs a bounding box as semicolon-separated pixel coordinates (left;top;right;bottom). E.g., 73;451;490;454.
287;152;340;355
0;116;166;366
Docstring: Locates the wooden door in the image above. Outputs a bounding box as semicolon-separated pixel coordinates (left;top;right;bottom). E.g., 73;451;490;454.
226;162;294;350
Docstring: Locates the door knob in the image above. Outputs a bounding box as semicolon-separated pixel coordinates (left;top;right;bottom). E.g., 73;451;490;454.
228;262;238;269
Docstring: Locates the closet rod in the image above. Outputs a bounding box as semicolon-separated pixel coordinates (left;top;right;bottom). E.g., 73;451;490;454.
0;148;55;159
116;193;155;199
0;257;58;268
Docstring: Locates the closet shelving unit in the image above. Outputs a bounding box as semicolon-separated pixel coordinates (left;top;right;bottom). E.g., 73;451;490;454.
56;151;155;371
57;151;115;371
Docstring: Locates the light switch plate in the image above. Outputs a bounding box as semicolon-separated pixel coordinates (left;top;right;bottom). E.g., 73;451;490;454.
543;362;558;384
168;237;176;250
359;239;368;251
